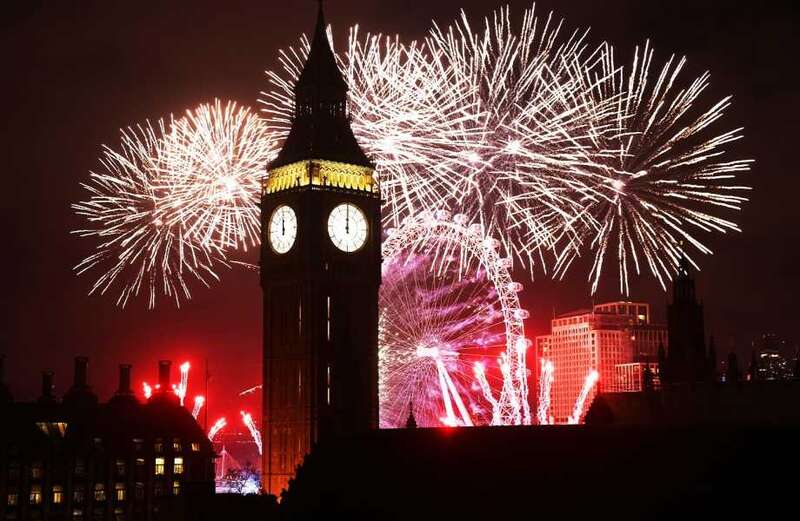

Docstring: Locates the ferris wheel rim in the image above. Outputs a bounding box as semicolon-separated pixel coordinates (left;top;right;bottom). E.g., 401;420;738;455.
380;209;531;427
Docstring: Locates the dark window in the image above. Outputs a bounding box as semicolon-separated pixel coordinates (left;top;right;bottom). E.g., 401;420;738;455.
8;461;20;481
73;485;85;504
74;459;87;477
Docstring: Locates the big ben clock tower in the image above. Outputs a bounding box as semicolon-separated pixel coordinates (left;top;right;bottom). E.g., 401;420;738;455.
260;2;381;495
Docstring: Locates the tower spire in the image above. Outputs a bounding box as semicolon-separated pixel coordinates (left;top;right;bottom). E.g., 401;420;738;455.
268;1;371;170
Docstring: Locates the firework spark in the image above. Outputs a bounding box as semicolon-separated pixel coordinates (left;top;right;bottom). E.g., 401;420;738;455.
142;382;153;400
173;361;191;407
536;359;554;425
192;395;205;420
73;121;227;308
423;6;618;275
160;100;275;252
260;28;486;229
208;417;227;442
568;369;599;424
241;411;263;455
554;41;753;294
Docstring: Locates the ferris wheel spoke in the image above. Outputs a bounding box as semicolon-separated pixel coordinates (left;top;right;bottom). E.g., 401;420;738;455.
379;211;530;428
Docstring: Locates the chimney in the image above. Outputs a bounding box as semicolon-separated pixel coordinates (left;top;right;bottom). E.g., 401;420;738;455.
41;371;55;400
118;364;133;395
158;360;171;391
74;356;89;388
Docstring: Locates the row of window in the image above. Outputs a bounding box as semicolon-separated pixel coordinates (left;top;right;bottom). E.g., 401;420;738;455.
6;478;183;507
10;454;191;481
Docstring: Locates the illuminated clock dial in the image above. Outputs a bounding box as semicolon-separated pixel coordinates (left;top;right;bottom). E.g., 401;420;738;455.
328;203;368;253
268;205;297;254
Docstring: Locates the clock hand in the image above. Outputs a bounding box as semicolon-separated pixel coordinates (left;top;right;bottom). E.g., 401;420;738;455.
346;206;350;234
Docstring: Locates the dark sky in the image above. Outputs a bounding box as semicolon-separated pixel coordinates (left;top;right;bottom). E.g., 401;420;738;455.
1;0;798;419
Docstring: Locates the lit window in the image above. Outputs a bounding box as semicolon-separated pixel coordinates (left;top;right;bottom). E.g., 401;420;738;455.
31;462;43;479
154;458;165;476
326;296;331;341
52;485;64;504
114;483;125;501
30;484;42;505
172;439;181;452
94;483;106;502
7;490;18;506
326;365;331;405
36;422;68;437
190;443;200;452
172;480;181;496
173;457;184;475
115;459;126;476
73;485;85;504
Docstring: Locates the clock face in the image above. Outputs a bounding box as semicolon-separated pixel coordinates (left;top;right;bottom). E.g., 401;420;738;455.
328;203;368;253
268;205;298;254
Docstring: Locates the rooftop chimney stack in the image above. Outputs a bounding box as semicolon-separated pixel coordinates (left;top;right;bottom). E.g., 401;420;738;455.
158;360;171;391
41;371;55;402
118;364;133;395
74;356;89;388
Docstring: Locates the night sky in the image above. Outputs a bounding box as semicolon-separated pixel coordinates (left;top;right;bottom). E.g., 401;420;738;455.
2;0;798;421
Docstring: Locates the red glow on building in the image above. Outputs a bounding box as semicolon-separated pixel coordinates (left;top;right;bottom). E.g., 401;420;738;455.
535;302;667;423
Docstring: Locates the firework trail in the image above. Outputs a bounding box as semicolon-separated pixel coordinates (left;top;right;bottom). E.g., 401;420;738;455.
208;417;227;442
160;99;275;252
192;395;205;420
241;411;263;455
554;41;753;294
568;369;599;424
142;382;153;400
239;384;262;396
172;361;191;407
73;121;227;308
536;359;554;425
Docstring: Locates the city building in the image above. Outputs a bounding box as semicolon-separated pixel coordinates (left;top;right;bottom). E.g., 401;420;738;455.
259;3;381;495
0;357;214;521
535;302;667;423
752;334;794;381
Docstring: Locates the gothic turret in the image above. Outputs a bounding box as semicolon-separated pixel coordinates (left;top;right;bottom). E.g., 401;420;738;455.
666;255;708;383
269;1;372;171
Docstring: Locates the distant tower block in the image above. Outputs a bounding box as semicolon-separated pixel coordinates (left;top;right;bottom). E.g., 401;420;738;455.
260;2;381;495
